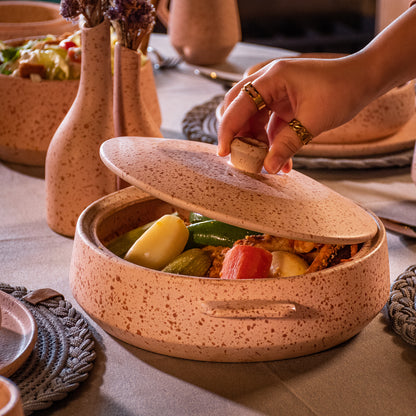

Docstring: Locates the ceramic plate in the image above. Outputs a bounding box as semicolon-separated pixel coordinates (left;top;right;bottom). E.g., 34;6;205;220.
0;291;37;378
297;113;416;158
216;97;416;159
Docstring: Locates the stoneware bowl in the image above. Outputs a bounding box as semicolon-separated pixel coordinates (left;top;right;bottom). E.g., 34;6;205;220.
69;137;390;362
0;376;24;416
242;53;416;144
0;56;159;167
0;1;74;41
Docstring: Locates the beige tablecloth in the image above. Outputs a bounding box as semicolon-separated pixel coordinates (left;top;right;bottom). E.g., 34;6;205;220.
1;34;416;416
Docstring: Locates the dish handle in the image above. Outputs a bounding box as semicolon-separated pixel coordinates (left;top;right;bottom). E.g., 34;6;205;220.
200;299;315;319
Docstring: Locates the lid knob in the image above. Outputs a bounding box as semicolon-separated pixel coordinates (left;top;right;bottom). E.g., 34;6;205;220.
230;137;268;174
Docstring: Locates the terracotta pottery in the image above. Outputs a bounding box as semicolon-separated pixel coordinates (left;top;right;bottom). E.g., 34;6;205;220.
0;74;78;166
0;42;160;167
45;20;117;237
157;0;241;65
0;376;24;416
113;44;163;189
243;54;416;144
114;44;162;139
69;137;390;362
0;1;75;41
412;143;416;185
139;56;162;129
0;66;160;168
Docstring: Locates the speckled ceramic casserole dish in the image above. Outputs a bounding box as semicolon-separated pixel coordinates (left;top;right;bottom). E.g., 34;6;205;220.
69;137;390;362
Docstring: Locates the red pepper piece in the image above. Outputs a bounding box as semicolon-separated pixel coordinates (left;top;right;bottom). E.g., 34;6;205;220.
220;245;272;279
67;47;81;63
59;40;77;50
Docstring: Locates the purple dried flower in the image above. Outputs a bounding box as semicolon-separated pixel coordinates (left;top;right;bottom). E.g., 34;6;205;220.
60;0;81;20
60;0;107;27
106;0;156;50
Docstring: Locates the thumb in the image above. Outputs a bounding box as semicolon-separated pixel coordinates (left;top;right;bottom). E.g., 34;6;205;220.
263;124;307;174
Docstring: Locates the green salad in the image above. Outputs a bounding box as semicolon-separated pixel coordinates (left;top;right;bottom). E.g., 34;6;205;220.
0;31;82;81
0;30;147;81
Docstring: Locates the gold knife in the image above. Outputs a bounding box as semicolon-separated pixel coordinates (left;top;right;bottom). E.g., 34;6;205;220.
379;217;416;238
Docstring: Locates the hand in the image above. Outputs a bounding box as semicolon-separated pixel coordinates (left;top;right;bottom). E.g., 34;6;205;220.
217;55;371;173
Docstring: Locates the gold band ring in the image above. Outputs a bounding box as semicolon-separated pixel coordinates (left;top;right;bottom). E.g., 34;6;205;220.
242;82;267;111
288;118;314;146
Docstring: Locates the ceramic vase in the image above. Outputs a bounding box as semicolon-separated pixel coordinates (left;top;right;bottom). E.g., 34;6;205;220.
139;55;162;128
158;0;241;65
113;43;163;189
45;19;117;237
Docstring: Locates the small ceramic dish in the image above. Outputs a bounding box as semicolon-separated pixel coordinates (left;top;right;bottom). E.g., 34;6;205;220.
69;137;390;362
0;291;37;378
0;1;74;41
0;376;24;416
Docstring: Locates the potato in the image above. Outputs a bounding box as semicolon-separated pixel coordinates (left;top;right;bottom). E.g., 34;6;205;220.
124;214;189;270
270;250;309;277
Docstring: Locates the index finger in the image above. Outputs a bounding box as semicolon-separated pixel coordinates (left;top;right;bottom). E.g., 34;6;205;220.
217;82;268;156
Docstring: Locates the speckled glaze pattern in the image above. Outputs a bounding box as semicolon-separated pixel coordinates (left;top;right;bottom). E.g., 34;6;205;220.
0;76;78;166
113;44;162;139
0;1;74;40
139;56;162;128
164;0;241;65
100;137;378;244
70;186;390;362
45;20;117;237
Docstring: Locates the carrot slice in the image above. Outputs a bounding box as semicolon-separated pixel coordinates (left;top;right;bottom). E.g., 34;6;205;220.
220;245;272;279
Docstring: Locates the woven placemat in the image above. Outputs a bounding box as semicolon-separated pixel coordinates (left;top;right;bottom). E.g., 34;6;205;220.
0;283;96;415
387;265;416;345
182;96;414;170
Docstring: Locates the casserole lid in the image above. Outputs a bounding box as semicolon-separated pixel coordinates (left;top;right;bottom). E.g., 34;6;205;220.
100;137;378;244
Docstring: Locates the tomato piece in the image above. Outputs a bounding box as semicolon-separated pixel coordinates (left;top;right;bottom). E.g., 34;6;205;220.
59;40;77;50
220;245;272;279
67;47;81;63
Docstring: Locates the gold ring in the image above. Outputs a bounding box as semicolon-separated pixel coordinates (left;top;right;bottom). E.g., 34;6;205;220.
242;82;267;111
288;118;314;145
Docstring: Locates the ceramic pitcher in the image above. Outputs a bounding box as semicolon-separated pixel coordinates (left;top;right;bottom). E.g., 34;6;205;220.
157;0;241;65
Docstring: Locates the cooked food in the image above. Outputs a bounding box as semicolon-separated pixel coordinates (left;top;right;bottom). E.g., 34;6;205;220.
220;245;272;279
124;214;189;270
269;251;309;277
107;212;359;278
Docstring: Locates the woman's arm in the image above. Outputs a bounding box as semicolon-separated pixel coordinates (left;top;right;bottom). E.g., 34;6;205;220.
217;5;416;174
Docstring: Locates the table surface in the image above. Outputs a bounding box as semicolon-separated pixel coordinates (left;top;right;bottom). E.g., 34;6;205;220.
1;34;416;416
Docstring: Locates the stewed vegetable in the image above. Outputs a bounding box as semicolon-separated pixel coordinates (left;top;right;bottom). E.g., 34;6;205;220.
106;211;360;279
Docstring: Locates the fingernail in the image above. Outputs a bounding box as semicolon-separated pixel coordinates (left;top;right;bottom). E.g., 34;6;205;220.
264;156;282;174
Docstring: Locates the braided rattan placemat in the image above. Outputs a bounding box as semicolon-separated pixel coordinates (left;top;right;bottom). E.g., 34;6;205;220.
387;265;416;346
182;95;414;170
0;283;96;415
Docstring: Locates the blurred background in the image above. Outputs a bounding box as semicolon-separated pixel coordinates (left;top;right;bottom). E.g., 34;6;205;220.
19;0;411;54
151;0;409;54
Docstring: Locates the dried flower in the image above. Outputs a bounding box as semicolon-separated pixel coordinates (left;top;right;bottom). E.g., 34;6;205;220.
106;0;156;51
60;0;109;28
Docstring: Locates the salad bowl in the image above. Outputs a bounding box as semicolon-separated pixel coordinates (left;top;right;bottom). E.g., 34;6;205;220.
0;35;160;167
69;137;390;362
